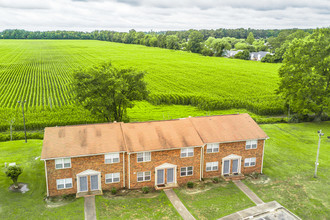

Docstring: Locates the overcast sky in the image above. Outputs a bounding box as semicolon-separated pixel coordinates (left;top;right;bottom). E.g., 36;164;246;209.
0;0;329;32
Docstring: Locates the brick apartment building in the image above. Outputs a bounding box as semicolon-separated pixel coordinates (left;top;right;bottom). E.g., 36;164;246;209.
41;113;268;197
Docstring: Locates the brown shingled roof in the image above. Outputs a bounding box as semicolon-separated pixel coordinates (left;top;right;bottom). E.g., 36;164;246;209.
121;118;204;152
41;113;268;160
41;123;126;160
189;113;268;143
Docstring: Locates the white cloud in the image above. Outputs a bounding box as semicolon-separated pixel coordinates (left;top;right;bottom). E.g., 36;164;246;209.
0;0;329;31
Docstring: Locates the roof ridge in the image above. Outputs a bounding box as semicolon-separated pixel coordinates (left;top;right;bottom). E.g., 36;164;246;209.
119;122;129;153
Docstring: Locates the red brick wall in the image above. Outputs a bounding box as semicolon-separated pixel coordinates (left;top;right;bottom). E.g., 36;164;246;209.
203;140;264;178
128;147;202;189
46;153;125;197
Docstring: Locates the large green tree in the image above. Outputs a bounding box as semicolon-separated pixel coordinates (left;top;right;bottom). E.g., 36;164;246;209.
246;32;255;44
278;28;330;120
72;62;148;122
6;165;23;189
187;30;204;53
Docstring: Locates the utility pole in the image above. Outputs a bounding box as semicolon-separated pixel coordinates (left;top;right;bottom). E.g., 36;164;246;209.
18;100;27;143
314;130;324;178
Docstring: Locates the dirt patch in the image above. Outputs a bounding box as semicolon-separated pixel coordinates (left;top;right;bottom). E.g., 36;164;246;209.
45;194;76;208
103;188;160;199
246;175;271;185
180;179;228;195
8;183;29;193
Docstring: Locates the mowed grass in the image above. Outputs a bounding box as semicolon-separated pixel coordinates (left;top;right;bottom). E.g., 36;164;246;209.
244;122;330;219
174;182;255;220
0;40;280;109
0;140;84;219
96;192;181;219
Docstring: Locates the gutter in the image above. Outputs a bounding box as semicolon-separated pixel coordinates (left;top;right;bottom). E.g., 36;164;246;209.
128;153;131;189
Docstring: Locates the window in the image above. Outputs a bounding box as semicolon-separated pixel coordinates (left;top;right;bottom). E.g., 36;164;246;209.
55;158;71;169
105;153;120;164
137;171;151;182
206;162;218;171
246;140;257;149
244;158;256;167
105;173;120;183
181;147;194;157
180;167;193;176
206;143;219;153
56;178;72;189
137;152;151;162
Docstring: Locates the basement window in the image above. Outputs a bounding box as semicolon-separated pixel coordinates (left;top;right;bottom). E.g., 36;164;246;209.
56;178;72;189
55;158;71;169
244;158;256;167
105;153;120;164
206;162;218;171
246;140;258;149
181;147;194;157
105;173;120;183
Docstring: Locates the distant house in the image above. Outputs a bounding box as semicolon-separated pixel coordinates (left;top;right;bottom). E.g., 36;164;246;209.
224;50;270;61
250;51;270;61
41;114;268;197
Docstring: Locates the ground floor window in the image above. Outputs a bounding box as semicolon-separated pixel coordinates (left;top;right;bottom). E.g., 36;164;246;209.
137;171;151;182
105;173;120;183
206;162;218;171
56;178;72;189
244;158;256;167
180;166;193;176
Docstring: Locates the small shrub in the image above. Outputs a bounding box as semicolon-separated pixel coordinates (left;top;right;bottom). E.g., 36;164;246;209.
111;187;117;195
5;165;23;188
142;186;150;194
212;177;220;183
187;181;194;188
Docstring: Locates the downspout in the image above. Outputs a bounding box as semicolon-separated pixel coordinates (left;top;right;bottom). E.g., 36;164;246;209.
261;139;266;174
123;152;125;188
44;160;49;197
128;153;131;189
200;145;204;180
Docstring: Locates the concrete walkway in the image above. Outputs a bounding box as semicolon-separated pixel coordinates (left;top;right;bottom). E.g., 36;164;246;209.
84;195;96;220
233;180;264;205
164;189;196;220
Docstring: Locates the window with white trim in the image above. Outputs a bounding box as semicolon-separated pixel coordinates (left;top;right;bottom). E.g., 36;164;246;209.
244;158;256;167
55;158;71;169
137;171;151;182
181;147;194;157
206;143;219;153
137;152;151;162
206;162;218;171
180;166;193;176
56;178;72;189
105;173;120;183
105;153;120;164
246;140;257;149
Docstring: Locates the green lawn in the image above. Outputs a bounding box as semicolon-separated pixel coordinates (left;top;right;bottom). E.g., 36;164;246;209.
0;140;84;219
244;122;330;219
174;182;255;220
96;191;181;219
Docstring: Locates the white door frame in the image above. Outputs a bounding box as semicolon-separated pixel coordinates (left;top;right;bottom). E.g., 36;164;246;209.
77;169;101;193
155;163;177;186
222;154;242;175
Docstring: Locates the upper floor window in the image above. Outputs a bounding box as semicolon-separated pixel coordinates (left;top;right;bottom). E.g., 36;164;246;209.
56;178;72;189
137;152;151;162
244;158;256;167
105;153;120;164
206;143;219;153
246;140;257;149
55;158;71;169
181;147;194;157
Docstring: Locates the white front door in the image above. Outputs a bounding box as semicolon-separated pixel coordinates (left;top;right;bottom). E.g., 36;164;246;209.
90;175;99;191
223;160;230;174
167;168;174;183
157;169;164;185
79;176;88;192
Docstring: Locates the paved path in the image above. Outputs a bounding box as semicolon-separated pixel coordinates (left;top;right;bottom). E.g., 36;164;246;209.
164;189;196;220
84;195;96;220
233;180;264;205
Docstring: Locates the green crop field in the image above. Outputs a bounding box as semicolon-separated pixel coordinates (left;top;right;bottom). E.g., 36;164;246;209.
0;40;282;132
